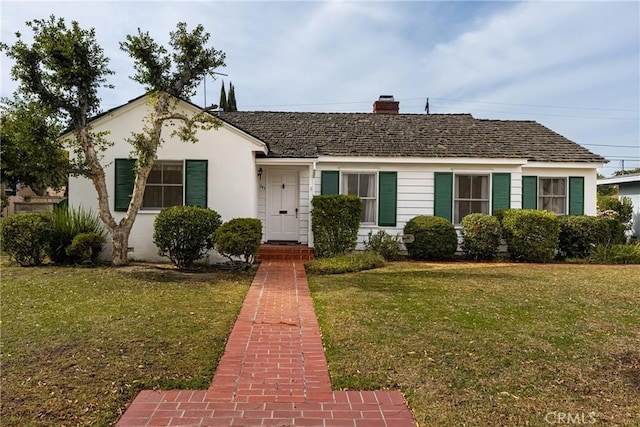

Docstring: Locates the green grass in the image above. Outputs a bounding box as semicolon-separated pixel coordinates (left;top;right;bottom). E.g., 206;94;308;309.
1;260;252;426
305;251;386;275
309;262;640;426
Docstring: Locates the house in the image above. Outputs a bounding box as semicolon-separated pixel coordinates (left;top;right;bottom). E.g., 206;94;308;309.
68;94;606;262
1;183;65;217
597;173;640;240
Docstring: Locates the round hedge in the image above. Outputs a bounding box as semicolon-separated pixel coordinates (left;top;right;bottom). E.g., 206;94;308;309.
214;218;262;268
501;209;560;263
153;206;222;269
0;213;51;266
460;213;502;261
403;215;458;260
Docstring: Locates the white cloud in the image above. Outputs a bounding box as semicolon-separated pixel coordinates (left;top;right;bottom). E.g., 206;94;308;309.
1;0;638;173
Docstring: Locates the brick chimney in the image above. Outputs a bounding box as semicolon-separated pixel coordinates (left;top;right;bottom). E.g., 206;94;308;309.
373;95;399;114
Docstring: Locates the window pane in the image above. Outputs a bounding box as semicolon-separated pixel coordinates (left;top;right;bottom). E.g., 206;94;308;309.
470;200;489;215
343;174;359;195
164;163;183;184
142;186;162;208
554;179;566;196
472;176;488;199
457;175;471;199
541;179;552;195
148;167;162;184
362;199;375;223
539;196;566;214
360;174;375;197
164;186;183;207
455;201;470;224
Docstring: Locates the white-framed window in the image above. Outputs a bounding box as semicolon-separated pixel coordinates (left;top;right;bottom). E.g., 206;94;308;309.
454;174;490;223
342;172;377;224
142;161;184;209
538;177;566;214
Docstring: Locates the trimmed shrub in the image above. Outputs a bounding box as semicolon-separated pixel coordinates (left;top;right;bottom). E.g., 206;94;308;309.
598;196;633;243
363;230;405;261
403;215;458;261
214;218;262;269
311;195;362;258
153;206;222;269
501;209;560;263
65;232;106;264
557;215;610;259
460;213;502;261
588;243;640;264
305;251;385;275
596;215;628;245
46;206;106;264
0;213;50;266
597;196;633;225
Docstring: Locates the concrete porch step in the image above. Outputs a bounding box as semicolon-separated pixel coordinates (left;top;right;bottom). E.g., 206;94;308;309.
256;243;314;261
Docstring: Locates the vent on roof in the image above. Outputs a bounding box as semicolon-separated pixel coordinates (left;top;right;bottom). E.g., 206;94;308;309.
373;95;399;115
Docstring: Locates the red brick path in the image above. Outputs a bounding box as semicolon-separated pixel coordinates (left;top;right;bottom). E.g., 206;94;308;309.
117;261;415;426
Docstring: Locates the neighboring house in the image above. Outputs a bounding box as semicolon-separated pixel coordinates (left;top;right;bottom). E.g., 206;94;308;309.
1;183;65;217
67;94;606;262
597;173;640;240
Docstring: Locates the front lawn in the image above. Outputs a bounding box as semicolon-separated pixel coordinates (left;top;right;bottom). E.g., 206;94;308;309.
309;262;640;426
1;261;251;426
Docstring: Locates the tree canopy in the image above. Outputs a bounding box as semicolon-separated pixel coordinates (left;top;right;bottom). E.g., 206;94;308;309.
120;22;225;99
219;80;228;111
614;167;640;176
0;98;69;195
227;81;237;112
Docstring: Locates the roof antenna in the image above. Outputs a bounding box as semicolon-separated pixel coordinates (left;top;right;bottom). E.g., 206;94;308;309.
425;98;430;114
203;71;228;108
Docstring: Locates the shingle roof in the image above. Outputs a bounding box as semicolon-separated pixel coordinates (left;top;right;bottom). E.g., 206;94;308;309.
218;111;606;163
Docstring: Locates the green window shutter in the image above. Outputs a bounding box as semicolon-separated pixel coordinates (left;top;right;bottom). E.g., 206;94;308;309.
321;170;339;195
378;172;397;226
434;172;453;221
522;176;537;210
185;160;208;207
114;158;136;212
569;176;584;215
492;173;511;213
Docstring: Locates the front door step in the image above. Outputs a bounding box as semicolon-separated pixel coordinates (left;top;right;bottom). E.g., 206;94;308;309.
256;244;314;261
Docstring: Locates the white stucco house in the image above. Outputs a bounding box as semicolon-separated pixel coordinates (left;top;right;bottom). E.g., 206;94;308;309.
68;94;606;262
597;173;640;240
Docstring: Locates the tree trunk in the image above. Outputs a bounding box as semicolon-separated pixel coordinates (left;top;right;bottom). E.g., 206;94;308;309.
111;226;131;267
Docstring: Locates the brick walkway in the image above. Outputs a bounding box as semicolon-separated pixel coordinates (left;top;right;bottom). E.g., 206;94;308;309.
117;261;415;426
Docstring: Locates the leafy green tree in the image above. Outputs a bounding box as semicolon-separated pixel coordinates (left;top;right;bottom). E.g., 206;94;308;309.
227;81;237;111
0;98;69;195
597;173;617;197
116;22;226;264
219;80;228;111
614;167;640;176
2;17;226;266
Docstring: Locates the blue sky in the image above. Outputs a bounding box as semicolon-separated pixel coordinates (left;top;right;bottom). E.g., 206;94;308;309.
2;1;638;176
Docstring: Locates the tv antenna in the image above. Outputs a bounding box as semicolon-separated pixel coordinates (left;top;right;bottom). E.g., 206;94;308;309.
203;71;228;108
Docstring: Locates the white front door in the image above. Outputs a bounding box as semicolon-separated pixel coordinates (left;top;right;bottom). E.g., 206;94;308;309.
266;171;299;241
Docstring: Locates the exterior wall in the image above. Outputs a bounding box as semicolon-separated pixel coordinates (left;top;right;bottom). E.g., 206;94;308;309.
619;182;640;239
68;97;265;262
1;184;65;217
313;159;528;248
521;166;598;215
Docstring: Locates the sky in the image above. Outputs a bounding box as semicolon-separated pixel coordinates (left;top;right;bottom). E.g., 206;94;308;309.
1;0;638;176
